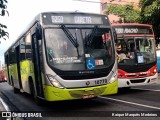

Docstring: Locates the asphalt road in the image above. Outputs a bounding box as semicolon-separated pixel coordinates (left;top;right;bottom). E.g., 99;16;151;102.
0;80;160;120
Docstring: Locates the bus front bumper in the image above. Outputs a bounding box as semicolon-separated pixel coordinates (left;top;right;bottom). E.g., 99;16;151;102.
118;73;158;88
44;80;118;101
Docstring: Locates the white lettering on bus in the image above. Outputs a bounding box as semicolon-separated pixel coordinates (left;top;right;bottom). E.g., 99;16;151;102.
124;28;138;33
115;28;123;34
74;16;92;24
51;16;63;23
115;28;139;34
53;57;77;61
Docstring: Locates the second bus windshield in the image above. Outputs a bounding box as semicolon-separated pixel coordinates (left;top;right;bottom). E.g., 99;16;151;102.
116;37;156;65
44;26;115;71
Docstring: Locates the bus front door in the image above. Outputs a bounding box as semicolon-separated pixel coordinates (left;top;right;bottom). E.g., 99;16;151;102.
16;45;23;89
31;34;44;98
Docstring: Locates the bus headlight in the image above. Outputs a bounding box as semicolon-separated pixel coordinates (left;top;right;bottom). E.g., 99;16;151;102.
47;75;64;89
109;73;117;83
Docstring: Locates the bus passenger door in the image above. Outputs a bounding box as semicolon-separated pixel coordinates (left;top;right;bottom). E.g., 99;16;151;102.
16;45;23;89
31;34;44;98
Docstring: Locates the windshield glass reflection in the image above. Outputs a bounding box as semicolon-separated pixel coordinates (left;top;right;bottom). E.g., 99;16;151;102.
116;37;156;64
45;26;115;71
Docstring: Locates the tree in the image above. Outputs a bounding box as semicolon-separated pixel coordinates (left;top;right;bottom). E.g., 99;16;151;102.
106;4;140;23
106;0;160;42
139;0;160;41
0;0;8;41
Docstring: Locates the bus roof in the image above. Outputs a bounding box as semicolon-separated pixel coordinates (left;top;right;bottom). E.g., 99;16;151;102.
112;23;152;27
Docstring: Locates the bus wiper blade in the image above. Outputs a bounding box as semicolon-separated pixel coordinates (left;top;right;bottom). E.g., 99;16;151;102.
86;26;97;46
61;25;79;48
61;25;80;57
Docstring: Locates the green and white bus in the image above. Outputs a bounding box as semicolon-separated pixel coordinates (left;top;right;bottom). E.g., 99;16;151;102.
4;12;118;104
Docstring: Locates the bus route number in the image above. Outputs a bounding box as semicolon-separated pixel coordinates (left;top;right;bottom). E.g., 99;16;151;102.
51;16;63;23
95;79;107;85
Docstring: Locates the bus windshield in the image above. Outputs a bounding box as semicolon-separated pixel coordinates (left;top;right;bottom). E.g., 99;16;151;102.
116;37;156;65
45;25;115;71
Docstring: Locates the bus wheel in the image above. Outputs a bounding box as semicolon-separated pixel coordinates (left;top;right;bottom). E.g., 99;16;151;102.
33;88;44;106
29;80;44;106
13;87;20;94
11;76;14;86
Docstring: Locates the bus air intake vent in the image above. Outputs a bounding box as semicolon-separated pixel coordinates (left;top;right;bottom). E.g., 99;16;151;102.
130;79;146;83
118;62;156;73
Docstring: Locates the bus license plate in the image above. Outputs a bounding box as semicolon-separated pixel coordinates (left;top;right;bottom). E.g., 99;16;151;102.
83;94;95;99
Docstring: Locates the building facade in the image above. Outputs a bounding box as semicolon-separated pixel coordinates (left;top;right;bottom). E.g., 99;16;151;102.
100;0;140;23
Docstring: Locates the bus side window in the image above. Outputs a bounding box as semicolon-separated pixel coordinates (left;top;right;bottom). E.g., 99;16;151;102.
5;53;9;66
25;32;32;59
8;47;16;64
20;37;26;61
8;50;12;64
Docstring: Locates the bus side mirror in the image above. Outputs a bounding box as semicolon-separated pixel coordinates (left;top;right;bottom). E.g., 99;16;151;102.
36;25;42;40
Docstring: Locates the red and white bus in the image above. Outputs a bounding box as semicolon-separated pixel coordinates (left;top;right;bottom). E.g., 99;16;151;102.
112;23;158;88
0;69;6;82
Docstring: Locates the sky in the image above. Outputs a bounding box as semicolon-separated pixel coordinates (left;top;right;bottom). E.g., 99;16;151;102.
0;0;100;65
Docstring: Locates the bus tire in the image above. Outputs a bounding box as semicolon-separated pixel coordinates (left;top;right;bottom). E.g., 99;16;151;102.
13;87;20;94
11;76;14;86
29;78;44;106
11;77;20;94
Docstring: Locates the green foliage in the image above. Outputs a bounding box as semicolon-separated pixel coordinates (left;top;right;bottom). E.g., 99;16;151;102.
140;0;160;22
140;0;160;38
0;23;8;40
0;0;8;40
106;0;160;39
106;4;140;23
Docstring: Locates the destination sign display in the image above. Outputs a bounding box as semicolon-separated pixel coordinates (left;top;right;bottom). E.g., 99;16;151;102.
113;26;153;34
42;13;109;25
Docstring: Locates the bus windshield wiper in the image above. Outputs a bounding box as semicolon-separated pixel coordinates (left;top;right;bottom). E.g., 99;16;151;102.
61;25;80;57
86;26;97;46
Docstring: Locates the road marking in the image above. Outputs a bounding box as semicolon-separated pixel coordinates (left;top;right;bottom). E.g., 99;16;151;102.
131;88;160;92
0;97;10;111
99;96;160;110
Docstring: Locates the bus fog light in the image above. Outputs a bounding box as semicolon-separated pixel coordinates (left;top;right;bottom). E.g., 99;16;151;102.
47;75;64;89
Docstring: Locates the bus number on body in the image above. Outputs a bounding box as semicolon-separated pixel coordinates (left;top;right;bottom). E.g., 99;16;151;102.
95;79;107;85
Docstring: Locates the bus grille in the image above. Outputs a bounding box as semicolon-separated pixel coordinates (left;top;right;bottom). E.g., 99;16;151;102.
58;64;114;80
60;72;108;80
118;62;156;73
130;79;146;83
